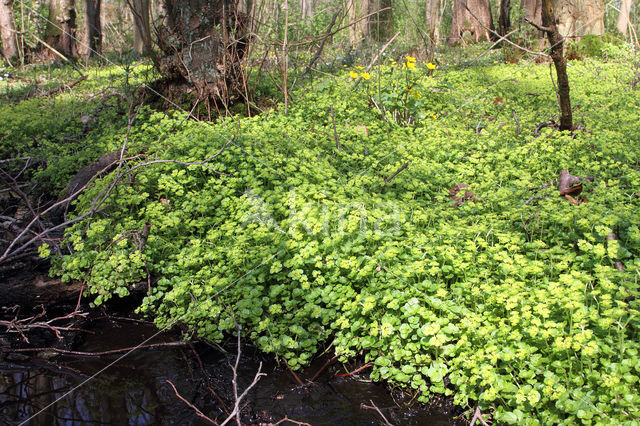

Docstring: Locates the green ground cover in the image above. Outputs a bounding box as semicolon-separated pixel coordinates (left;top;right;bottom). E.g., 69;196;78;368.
2;57;639;423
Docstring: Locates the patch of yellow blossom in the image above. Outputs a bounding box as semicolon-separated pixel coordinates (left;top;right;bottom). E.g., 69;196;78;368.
405;55;417;70
349;70;358;79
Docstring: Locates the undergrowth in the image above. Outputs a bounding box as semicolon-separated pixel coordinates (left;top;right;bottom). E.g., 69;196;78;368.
4;57;640;424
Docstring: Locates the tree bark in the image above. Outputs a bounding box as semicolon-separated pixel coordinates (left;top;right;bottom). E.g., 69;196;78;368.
347;0;369;45
155;0;250;102
0;0;18;60
521;0;542;28
528;0;572;130
498;0;511;36
131;0;151;54
551;0;604;37
425;0;441;60
84;0;102;57
616;0;633;37
45;0;77;58
301;0;312;19
449;0;495;44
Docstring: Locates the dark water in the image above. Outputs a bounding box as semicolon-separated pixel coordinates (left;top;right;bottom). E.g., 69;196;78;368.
0;319;461;425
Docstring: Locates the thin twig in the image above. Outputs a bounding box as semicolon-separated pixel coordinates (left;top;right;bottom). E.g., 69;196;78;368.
166;380;219;425
331;105;340;151
361;400;393;426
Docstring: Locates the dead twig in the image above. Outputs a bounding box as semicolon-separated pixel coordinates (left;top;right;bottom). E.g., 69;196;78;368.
270;417;311;426
384;162;409;184
220;321;266;426
166;380;219;425
469;406;490;426
361;400;393;426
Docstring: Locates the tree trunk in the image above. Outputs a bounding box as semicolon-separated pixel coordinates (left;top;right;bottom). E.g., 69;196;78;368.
521;0;542;28
301;0;312;18
552;0;604;37
528;0;572;130
498;0;511;35
449;0;495;44
369;0;393;42
616;0;633;37
84;0;101;57
45;0;77;57
156;0;250;102
131;0;151;54
347;0;369;45
0;0;18;60
425;0;441;60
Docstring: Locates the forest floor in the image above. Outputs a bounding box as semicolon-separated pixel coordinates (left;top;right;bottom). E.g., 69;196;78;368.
1;48;640;424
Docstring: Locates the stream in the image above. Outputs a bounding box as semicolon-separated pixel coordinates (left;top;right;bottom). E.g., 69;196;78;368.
1;315;463;425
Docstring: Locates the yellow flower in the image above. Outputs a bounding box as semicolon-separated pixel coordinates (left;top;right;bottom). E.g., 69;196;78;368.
406;61;416;70
405;55;416;63
360;72;371;80
426;62;437;70
349;70;358;79
355;66;364;70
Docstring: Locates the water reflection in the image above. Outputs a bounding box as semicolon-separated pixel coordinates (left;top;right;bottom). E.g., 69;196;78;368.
1;320;460;425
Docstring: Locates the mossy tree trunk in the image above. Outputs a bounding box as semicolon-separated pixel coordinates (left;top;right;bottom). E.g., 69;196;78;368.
155;0;250;103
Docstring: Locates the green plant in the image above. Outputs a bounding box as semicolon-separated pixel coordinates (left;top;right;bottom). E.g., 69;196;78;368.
29;60;640;424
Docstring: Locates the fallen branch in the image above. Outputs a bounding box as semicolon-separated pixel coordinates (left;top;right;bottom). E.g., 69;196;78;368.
384;162;409;184
3;341;191;356
36;75;88;98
